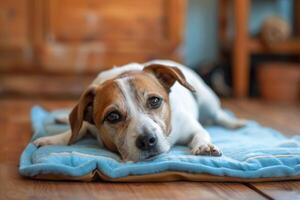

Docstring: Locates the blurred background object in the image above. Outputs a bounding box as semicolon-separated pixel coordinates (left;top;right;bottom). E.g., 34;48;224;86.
216;0;300;99
0;0;187;98
257;62;300;103
0;0;299;102
260;16;291;46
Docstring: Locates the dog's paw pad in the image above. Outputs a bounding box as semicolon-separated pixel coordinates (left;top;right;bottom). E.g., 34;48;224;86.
191;143;222;157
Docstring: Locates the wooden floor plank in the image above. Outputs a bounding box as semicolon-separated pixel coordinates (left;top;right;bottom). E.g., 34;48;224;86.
0;99;266;200
0;165;266;200
223;99;300;200
222;99;300;135
250;181;300;200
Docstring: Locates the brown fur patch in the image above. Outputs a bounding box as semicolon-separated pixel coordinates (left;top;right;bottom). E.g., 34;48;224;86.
92;80;127;152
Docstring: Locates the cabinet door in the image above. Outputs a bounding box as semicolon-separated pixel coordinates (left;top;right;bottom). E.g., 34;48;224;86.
0;0;32;71
49;0;165;42
36;0;186;73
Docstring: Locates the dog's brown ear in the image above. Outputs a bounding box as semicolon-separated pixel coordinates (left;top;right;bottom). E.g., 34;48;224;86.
143;64;195;92
68;85;97;144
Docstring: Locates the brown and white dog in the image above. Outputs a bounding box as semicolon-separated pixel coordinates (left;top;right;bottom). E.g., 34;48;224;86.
33;60;246;162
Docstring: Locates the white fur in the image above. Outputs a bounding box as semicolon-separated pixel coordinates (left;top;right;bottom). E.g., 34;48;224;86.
115;77;170;161
93;63;143;85
34;60;246;160
115;77;137;116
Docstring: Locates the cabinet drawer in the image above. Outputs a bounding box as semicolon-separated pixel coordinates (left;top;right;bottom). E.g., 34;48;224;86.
48;0;166;42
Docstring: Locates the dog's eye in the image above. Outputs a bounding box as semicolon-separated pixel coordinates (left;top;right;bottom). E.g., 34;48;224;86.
147;96;162;109
105;111;122;123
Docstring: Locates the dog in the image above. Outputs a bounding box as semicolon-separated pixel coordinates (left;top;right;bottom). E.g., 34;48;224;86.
33;60;246;162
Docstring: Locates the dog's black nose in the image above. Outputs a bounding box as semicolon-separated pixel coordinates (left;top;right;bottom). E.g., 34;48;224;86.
136;134;157;151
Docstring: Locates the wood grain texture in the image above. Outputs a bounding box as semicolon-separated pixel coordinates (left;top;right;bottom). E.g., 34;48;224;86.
33;0;186;72
222;99;300;135
0;166;266;200
250;181;300;200
0;0;33;70
249;38;300;54
295;0;300;36
0;0;30;48
0;74;95;98
232;0;250;97
222;99;300;200
218;0;229;47
0;99;299;200
0;0;186;97
48;0;165;41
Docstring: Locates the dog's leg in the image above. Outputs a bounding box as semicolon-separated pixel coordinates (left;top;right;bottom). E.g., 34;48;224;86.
33;122;101;148
214;110;248;129
33;122;89;147
175;114;222;156
189;125;222;157
33;130;71;147
33;121;94;147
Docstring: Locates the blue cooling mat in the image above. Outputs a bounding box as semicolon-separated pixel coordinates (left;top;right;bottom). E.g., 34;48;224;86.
19;106;300;181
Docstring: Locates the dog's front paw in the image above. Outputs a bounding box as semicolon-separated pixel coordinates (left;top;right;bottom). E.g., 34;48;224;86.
33;136;58;147
191;143;222;156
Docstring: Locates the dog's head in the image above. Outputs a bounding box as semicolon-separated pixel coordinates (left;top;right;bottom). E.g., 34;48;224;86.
68;64;195;161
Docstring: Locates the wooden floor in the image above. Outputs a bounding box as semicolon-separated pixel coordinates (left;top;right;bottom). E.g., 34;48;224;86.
0;98;299;200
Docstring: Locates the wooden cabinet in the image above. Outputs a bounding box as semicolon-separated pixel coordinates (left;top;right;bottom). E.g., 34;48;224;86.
0;0;186;97
0;0;32;71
